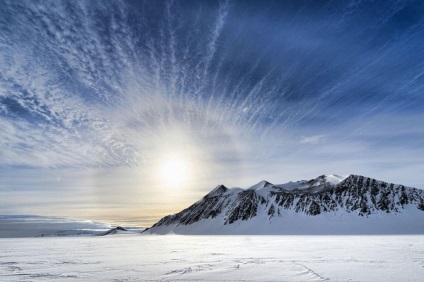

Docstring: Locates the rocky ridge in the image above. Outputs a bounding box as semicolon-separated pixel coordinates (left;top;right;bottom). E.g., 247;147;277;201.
145;174;424;234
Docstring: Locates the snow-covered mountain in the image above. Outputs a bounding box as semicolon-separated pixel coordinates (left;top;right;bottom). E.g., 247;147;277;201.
144;174;424;235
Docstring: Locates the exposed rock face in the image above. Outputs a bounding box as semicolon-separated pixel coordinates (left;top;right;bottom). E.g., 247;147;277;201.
98;226;128;236
146;174;424;232
226;189;266;224
269;175;424;216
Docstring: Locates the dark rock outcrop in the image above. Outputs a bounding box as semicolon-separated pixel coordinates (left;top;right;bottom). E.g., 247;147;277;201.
148;174;424;230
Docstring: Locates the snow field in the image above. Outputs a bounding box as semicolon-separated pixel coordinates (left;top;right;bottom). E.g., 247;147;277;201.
1;235;423;281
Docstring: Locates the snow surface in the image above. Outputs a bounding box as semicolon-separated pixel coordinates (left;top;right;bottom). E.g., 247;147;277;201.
0;235;423;281
274;174;346;190
145;205;424;235
323;174;346;185
236;174;345;193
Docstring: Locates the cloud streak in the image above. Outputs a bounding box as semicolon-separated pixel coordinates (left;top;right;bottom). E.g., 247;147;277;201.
300;135;327;145
0;0;423;222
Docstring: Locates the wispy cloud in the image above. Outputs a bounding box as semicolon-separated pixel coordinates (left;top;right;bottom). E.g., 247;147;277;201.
300;135;327;144
0;0;423;221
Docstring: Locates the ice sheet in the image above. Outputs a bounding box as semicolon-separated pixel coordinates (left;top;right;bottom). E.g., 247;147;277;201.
1;235;423;281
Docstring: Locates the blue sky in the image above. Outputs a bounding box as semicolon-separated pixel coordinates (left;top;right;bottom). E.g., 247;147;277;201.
1;0;423;225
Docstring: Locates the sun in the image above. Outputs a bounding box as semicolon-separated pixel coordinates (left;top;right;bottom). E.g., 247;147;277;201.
159;156;191;188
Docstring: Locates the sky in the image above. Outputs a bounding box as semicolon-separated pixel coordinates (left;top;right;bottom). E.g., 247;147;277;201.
1;0;423;226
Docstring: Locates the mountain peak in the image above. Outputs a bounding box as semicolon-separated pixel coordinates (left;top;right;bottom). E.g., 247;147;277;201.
205;184;228;198
98;226;128;236
145;174;424;235
308;174;346;186
273;174;346;193
247;180;273;190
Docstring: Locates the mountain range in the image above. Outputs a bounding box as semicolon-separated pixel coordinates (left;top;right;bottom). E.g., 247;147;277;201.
144;174;424;235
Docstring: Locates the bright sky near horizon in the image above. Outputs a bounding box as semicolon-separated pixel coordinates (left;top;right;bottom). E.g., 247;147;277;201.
1;0;423;226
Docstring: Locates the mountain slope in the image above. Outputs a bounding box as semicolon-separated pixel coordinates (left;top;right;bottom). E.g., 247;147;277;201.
144;174;424;235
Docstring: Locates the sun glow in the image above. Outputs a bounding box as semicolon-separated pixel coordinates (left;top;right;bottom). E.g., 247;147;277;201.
159;156;191;188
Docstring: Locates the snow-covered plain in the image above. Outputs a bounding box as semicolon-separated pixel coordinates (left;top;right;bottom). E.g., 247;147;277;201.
1;235;423;281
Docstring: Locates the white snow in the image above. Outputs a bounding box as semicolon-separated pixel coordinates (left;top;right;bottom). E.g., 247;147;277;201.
145;205;424;235
1;235;423;281
247;180;273;190
321;174;346;185
240;175;346;198
274;174;346;190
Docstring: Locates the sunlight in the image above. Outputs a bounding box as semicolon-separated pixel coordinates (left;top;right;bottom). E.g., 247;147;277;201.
159;156;191;188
